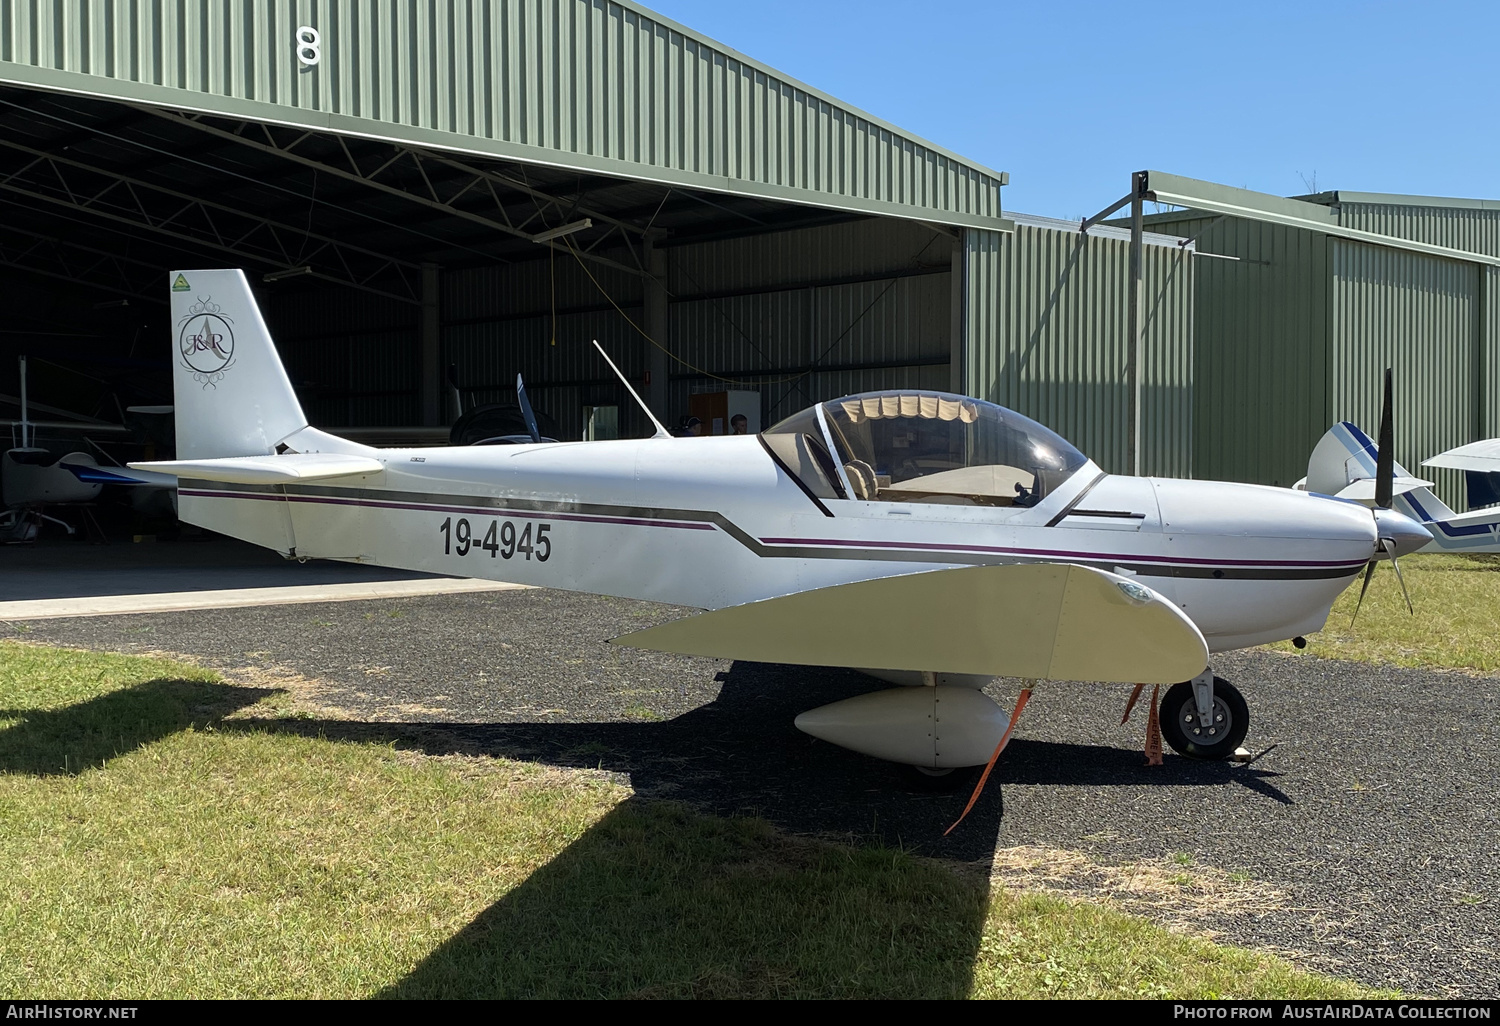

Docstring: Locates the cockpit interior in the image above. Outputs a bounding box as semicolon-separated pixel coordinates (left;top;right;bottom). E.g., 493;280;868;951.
761;390;1088;508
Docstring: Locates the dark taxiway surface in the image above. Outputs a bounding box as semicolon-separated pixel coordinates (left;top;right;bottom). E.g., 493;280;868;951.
9;587;1496;997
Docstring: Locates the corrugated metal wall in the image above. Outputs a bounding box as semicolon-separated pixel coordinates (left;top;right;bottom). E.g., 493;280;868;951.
1147;215;1331;487
664;218;953;430
964;223;1195;478
961;226;1005;418
274;216;959;437
265;246;651;437
1487;267;1500;437
1336;203;1500;500
1337;202;1500;261
442;253;646;439
1139;206;1500;503
266;282;421;427
0;0;1003;226
1329;239;1483;508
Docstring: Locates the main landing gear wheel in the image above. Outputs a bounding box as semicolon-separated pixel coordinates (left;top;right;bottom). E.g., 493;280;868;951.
1159;677;1249;760
903;764;980;793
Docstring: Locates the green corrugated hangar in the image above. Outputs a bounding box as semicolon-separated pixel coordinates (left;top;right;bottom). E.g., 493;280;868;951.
1129;174;1500;502
0;1;1495;507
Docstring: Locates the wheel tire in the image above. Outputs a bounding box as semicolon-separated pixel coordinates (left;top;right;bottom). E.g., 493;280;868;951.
1159;677;1249;760
902;763;980;793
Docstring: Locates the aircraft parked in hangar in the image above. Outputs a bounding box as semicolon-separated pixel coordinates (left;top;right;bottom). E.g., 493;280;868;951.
3;356;175;542
134;270;1431;784
1302;418;1500;554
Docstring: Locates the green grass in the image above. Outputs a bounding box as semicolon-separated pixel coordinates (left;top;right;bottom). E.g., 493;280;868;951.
1271;552;1500;672
0;640;1382;999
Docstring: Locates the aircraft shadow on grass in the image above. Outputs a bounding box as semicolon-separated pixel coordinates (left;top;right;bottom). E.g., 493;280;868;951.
249;660;1287;998
0;678;265;776
375;794;992;999
238;659;1290;859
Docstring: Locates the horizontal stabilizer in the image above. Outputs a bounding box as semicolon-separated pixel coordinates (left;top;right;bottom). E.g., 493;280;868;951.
1423;438;1500;472
129;453;384;485
612;563;1208;684
1334;476;1432;502
58;455;177;488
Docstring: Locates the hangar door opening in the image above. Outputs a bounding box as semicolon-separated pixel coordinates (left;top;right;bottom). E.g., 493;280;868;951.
0;84;962;516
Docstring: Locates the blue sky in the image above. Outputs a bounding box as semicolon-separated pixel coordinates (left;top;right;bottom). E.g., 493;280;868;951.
644;1;1500;220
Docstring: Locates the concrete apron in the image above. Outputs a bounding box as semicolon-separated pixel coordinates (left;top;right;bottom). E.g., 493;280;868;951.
0;578;528;620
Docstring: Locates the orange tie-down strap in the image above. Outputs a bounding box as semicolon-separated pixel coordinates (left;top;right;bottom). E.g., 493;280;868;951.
1144;683;1164;767
944;687;1033;836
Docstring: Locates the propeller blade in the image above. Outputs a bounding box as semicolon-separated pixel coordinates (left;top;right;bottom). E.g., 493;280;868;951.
1350;559;1377;626
1375;368;1394;509
516;373;542;444
1383;539;1415;614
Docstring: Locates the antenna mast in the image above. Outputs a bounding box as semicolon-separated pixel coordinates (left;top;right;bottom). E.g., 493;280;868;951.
592;340;671;439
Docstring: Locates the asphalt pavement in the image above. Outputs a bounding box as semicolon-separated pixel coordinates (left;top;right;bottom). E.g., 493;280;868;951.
8;586;1497;997
0;537;515;618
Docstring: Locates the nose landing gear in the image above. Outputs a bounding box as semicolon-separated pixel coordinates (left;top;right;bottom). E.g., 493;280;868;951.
1158;673;1250;760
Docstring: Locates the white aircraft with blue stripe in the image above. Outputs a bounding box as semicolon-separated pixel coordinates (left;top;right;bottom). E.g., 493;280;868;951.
131;269;1431;783
1303;421;1500;554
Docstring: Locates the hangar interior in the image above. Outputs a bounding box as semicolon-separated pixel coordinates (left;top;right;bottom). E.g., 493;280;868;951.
0;83;964;448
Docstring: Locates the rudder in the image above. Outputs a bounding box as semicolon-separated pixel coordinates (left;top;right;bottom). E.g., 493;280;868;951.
170;269;307;460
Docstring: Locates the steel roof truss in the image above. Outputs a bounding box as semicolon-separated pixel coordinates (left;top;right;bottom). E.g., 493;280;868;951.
140;106;649;280
0;221;164;302
0;176;416;303
0;137;422;302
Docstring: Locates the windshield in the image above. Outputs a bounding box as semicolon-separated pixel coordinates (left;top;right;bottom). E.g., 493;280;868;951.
764;391;1088;507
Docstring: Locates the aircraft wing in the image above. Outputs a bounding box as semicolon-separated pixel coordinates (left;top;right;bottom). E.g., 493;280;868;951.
1422;438;1500;472
612;563;1208;684
129;453;384;485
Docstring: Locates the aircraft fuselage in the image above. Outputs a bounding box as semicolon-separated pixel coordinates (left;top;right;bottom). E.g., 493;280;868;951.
180;431;1379;654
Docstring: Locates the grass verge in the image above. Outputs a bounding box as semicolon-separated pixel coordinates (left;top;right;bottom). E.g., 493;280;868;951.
0;640;1381;999
1270;552;1500;672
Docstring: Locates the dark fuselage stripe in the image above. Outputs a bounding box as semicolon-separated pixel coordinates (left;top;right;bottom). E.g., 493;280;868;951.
755;535;1363;568
179;482;1366;581
180;488;717;531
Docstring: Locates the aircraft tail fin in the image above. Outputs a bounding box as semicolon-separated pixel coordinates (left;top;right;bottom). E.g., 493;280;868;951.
1306;421;1454;521
169;269;308;460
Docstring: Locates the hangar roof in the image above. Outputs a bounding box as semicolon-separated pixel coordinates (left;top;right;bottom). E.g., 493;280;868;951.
1294;191;1500;212
1139;171;1500;268
0;0;1008;239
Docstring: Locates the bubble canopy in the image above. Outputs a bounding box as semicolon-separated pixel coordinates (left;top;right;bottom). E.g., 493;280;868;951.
762;391;1089;507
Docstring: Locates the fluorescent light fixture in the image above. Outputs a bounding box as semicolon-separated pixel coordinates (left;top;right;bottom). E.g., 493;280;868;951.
531;218;592;244
263;265;314;283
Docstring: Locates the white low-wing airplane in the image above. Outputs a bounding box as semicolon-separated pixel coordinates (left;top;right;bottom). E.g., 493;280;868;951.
1304;420;1500;554
133;270;1431;774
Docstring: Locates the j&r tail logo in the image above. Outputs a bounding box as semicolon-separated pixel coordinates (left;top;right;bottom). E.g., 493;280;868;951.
177;297;236;387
